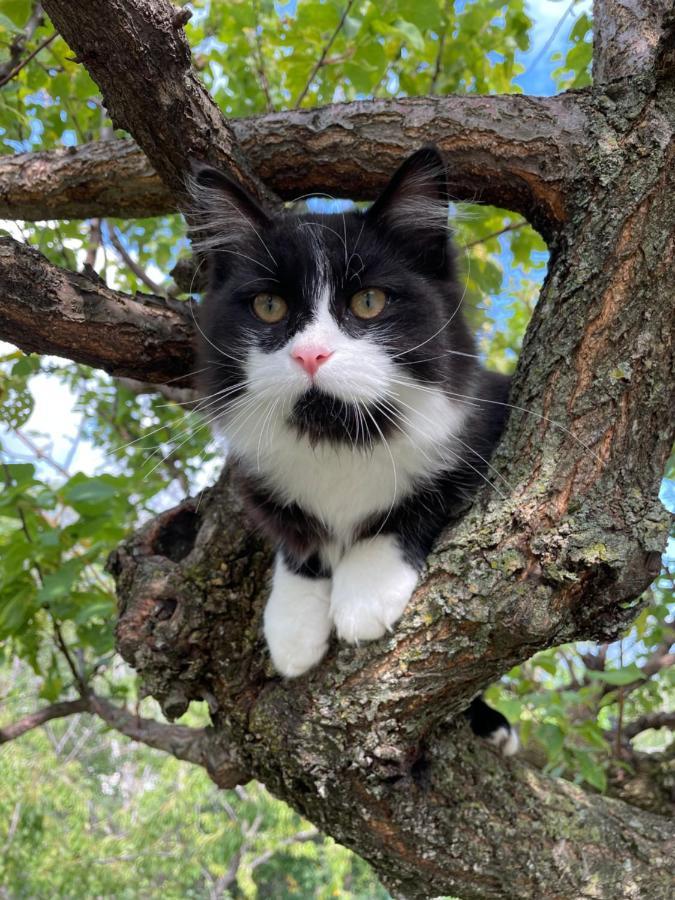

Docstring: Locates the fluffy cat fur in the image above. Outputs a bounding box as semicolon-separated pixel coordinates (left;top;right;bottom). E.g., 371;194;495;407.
190;147;517;752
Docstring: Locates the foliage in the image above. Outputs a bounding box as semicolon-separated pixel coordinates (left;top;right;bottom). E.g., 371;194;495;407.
0;668;389;898
0;0;671;895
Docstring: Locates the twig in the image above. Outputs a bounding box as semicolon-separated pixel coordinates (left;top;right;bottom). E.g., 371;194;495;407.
252;1;273;113
0;2;43;82
249;828;321;870
430;0;452;94
2;802;23;855
52;616;88;695
106;223;165;295
0;32;57;87
13;428;70;477
526;0;576;74
462;219;527;249
0;698;88;744
294;0;356;108
84;218;102;269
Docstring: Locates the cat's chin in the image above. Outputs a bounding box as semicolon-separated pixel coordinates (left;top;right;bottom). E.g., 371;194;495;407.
288;387;394;447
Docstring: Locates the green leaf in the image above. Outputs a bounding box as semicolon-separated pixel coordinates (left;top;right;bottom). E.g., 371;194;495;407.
72;589;116;625
533;655;558;676
62;475;122;512
39;652;64;702
574;750;607;792
589;664;645;686
569;12;591;42
0;579;39;638
0;12;23;32
1;0;31;28
37;558;84;614
392;19;425;52
537;723;565;760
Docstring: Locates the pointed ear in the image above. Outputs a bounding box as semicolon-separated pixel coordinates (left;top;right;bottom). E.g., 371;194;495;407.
186;161;271;254
367;147;449;271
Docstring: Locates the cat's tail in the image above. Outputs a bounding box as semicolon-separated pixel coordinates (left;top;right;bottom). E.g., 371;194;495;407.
464;696;519;756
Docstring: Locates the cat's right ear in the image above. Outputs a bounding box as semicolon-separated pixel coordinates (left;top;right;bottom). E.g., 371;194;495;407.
186;162;271;254
366;147;450;273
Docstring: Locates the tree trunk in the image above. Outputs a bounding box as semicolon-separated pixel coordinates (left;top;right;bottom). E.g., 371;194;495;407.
0;0;673;896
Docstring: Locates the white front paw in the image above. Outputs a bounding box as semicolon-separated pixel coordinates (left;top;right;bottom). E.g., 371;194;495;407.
263;557;332;677
330;535;419;644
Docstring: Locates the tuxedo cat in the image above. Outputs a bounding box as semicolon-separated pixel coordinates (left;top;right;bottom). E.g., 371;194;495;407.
190;147;517;753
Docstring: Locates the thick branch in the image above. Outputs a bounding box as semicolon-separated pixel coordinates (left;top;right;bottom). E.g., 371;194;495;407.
0;139;173;221
623;711;675;740
87;695;246;788
0;237;195;386
40;0;272;205
593;0;674;82
0;92;588;237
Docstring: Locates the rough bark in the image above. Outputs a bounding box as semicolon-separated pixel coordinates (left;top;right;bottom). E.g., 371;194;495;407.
0;238;196;386
1;0;674;897
40;0;274;206
0;93;585;238
0;138;173;221
593;0;674;81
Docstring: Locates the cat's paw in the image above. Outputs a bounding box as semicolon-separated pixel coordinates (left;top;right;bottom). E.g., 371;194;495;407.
264;558;332;677
330;534;419;644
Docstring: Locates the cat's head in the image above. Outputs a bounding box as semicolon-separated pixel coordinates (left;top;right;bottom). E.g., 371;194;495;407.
189;147;477;449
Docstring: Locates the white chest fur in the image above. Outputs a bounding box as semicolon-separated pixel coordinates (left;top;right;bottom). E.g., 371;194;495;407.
223;383;468;545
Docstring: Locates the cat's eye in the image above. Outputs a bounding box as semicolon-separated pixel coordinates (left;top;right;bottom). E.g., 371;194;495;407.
252;293;288;324
350;288;387;320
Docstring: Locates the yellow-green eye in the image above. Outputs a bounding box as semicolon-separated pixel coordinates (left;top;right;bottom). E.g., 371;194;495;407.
252;293;288;323
350;288;387;320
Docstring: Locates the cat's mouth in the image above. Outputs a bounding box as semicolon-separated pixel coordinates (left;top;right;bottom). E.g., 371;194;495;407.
288;387;395;447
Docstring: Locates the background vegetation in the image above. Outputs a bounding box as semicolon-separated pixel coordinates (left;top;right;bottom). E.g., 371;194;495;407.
0;0;671;896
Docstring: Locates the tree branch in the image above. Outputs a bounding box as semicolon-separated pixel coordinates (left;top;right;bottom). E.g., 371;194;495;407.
87;694;246;788
623;711;675;741
0;32;57;88
294;0;356;108
107;223;165;295
0;91;588;238
3;0;673;894
0;692;246;788
593;0;674;83
0;237;196;387
0;698;88;743
40;0;274;206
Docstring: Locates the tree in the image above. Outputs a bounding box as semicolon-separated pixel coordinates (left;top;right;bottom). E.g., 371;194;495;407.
0;1;673;897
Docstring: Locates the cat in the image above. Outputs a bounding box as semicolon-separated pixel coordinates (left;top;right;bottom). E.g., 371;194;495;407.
189;146;517;754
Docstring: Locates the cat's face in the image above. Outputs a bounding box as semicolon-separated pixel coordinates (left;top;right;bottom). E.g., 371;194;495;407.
191;148;477;449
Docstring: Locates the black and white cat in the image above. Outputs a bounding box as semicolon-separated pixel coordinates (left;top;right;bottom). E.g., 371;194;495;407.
190;147;517;754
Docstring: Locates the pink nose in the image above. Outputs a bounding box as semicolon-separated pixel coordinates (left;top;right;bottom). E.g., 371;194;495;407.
291;346;333;377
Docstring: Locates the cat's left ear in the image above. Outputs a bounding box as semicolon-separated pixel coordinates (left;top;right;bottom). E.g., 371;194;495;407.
367;146;449;273
186;161;271;254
